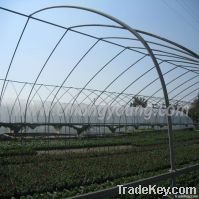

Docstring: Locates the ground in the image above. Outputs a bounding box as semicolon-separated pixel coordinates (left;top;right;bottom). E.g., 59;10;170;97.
0;129;199;198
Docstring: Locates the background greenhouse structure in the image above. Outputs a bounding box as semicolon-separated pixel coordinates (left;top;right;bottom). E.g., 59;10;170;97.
0;5;199;199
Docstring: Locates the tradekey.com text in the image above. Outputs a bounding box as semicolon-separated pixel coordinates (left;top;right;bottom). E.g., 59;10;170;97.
117;184;198;197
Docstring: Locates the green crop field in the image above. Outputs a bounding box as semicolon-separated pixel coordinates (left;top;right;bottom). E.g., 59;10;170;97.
0;130;199;199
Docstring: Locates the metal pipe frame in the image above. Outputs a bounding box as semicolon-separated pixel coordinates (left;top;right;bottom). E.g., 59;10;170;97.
0;5;199;198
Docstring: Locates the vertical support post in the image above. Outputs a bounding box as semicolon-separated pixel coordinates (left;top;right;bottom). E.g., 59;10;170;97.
167;112;176;186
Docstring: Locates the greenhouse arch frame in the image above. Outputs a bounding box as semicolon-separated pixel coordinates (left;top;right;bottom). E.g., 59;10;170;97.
0;5;199;198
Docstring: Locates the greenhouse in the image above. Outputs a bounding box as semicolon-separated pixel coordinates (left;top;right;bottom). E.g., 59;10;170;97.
0;94;194;135
0;4;199;199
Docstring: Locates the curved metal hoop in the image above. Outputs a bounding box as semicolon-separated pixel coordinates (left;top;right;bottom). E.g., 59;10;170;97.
0;5;199;180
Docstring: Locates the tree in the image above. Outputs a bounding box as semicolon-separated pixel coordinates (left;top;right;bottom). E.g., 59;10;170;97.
130;96;148;108
188;93;199;124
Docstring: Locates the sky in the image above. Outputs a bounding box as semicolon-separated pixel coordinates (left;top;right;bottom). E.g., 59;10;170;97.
0;0;198;52
0;0;199;106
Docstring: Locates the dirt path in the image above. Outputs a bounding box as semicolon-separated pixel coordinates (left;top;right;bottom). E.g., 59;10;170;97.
37;145;132;155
